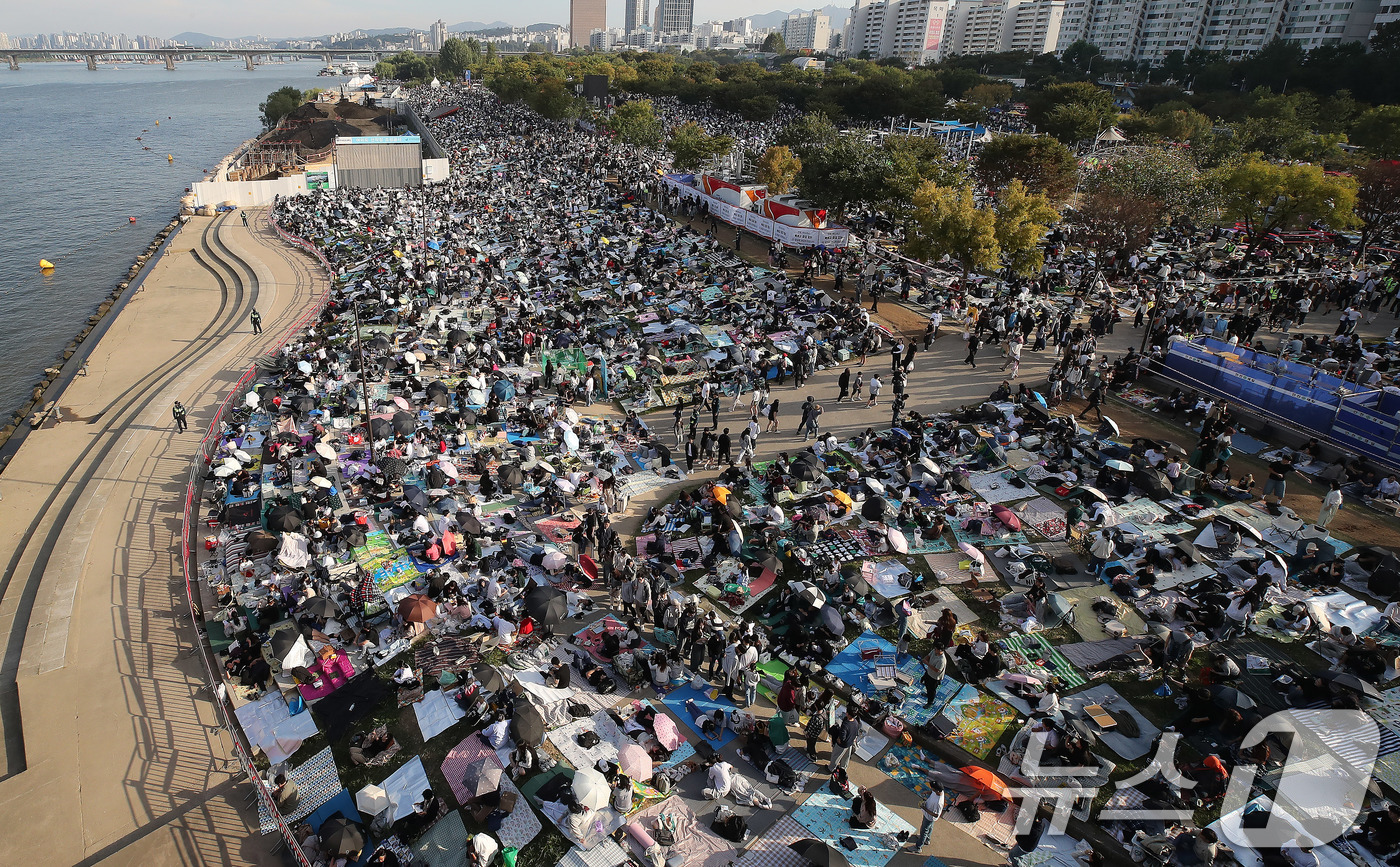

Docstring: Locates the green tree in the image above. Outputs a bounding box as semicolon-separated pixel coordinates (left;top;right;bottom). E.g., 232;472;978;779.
965;82;1013;108
794;132;890;219
259;86;305;128
775;112;840;159
903;183;1000;281
762;32;787;54
1354;160;1400;261
528;77;584;121
667;121;734;171
756;146;803;194
374;51;433;82
438;37;471;80
1028;81;1116;144
1086;145;1215;223
1071;190;1166;267
882;135;967;211
974;134;1078;201
1216;156;1358;257
993;180;1060;276
1352;105;1400;159
607;99;662;147
738;94;779;121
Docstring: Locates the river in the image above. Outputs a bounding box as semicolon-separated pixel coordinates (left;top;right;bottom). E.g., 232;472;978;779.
0;59;330;420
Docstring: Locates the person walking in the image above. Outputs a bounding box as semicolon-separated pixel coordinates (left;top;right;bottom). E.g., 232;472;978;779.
911;785;945;851
837;367;851;403
241;211;249;228
828;705;861;774
765;398;781;433
250;308;263;335
1079;383;1105;421
867;373;882;408
964;333;981;368
1318;481;1343;528
172;401;188;433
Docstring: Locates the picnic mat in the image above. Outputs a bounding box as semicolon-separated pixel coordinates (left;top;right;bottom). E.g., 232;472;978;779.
413;809;471;867
940;685;1020;760
414;634;482;680
964;470;1039;504
733;815;810;867
1052;585;1147;643
573;615;629;663
1060;684;1159;761
256;746;341;832
659;683;740;748
1018;497;1067;540
622;796;736;867
825;632;923;698
381;756;432;823
1000;633;1087;689
895;674;964;728
790;789;914;867
548;710;627;771
413;688;467;743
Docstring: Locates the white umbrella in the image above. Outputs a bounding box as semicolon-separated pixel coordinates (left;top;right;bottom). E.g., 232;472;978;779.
919;457;942;476
234;449;253;464
541;550;567;571
561;427;580;452
467;388;487;405
439;462;460;480
356;783;391;816
958;541;986;565
886;526;909;554
222;457;242;471
214;464;237;478
471;765;503;798
798;586;827;608
563;407;580;424
311;476;333;489
315;442;337;461
245;391;260;409
571;767;610;810
1105;459;1133;472
297;360;313;374
555;478;577;494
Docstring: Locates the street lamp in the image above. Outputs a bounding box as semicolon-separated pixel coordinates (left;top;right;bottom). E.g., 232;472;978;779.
350;300;377;468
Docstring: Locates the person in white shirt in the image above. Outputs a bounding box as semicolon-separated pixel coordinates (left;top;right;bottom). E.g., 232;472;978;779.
491;614;516;645
912;785;945;850
483;715;512;749
704;759;734;800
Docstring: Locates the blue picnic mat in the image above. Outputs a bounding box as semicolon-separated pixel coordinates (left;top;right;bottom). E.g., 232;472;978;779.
307;788;362;832
879;745;949;799
826;632;923;698
658;683;739;748
894;674;963;727
791;789;914;867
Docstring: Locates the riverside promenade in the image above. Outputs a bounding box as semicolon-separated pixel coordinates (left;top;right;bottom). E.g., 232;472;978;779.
0;210;328;865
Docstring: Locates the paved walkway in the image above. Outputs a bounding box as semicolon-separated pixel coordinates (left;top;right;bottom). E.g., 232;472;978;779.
0;210;327;865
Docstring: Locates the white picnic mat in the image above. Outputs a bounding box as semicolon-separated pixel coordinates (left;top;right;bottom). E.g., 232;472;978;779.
235;690;321;764
382;755;432;823
413;688;467;743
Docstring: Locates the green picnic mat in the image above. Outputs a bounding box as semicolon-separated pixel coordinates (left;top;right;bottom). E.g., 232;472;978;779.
1000;632;1086;689
756;658;791;702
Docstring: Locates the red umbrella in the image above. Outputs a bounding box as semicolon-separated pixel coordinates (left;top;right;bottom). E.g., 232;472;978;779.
991;505;1021;531
398;594;438;623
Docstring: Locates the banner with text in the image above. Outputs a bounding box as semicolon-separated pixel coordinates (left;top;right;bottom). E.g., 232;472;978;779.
662;174;850;249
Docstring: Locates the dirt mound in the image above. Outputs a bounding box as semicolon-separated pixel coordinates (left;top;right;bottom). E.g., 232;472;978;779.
286;102;329;122
268;119;361;151
333;98;381;120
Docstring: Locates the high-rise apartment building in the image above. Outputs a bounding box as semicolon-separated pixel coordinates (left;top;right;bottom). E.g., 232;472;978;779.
430;19;447;51
782;10;834;50
1055;0;1380;63
570;0;607;48
653;0;696;34
626;0;651;33
944;0;1063;55
846;0;955;63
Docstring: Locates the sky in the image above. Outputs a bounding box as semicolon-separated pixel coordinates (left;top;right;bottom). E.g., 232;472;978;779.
4;1;817;38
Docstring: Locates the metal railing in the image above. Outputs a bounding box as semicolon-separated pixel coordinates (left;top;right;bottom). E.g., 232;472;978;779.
178;211;334;865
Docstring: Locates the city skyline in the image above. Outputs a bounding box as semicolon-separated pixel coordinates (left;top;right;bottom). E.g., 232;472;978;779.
2;0;818;39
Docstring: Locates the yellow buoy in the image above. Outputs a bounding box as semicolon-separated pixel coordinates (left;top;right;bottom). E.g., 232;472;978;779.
167;154;174;162
39;259;54;270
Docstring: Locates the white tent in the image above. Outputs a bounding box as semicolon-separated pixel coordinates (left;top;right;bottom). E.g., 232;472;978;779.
1096;127;1127;142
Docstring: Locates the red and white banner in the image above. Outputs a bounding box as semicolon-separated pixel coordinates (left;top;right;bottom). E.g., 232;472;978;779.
661;174;850;249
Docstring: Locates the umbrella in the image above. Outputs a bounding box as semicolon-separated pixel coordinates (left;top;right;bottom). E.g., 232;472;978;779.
841;563;872;596
310;476;333;489
1078;486;1109;503
555;478;577;494
356;784;391;816
233;449;253;464
541;550;568;571
991;504;1021;531
214;464;237;478
798;586;827;608
378;456;408;480
571;767;610;810
266;504;302;532
398;594;438;623
289;395;316;412
392;395;411;411
244;529;279;555
221;456;241;472
464;763;505;798
958;541;986;565
1217;515;1264;542
1096;417;1121;438
392;411;417;436
473;663;506;692
861;496;892;522
791;461;822;482
885;526;909;554
1315;669;1382;700
511;697;548;746
402;485;430;511
524;587;568;627
918;457;942;477
1167;533;1203;564
276;431;305;445
789;839;850;867
458;514;484;537
426;381;449;398
1207;685;1256;710
368;335;392;353
617;743;653;780
369;417;394;440
816;605;845;635
960;766;1010;800
491;380;516;402
301;596;340;619
498;464;523;489
315;442;338;461
447;328;470;348
1104;459;1133;472
320;817;365;856
831;489;853;511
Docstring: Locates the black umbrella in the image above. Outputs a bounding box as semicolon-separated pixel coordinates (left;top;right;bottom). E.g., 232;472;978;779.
459;409;478;426
369;417;394;440
750;550;781;576
1207;685;1256;710
341;525;367;548
392;411;417;436
458;513;484;537
266;504;302;532
244;529;280;555
1315;669;1383;700
791;461;821;482
817;605;844;636
473;663;506;692
426;381;449;398
839;563;872;596
319;816;365;856
498;464;523;490
289;395;316;412
789;839;849;867
276;430;305;445
1167;533;1203;565
301;596;340;619
511;697;546;746
269;629;301;662
368;334;392;353
402;485;430;511
525;586;569;627
378;456;408;480
861;496;892;522
446;328;470;348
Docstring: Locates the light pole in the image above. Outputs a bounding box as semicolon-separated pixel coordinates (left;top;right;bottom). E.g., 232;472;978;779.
351;300;376;466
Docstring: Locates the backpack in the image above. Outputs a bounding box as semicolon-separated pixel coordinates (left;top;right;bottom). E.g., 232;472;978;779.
957;801;981;823
711;809;748;843
576;730;601;749
568;701;591;718
651;772;673;796
765;758;798;790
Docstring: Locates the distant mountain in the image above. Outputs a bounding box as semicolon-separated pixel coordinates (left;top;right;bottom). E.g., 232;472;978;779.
525;22;563;32
745;6;851;31
449;21;513;32
170;32;232;46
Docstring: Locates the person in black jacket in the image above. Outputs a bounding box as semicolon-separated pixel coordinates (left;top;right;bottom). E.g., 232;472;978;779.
829;705;861;773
